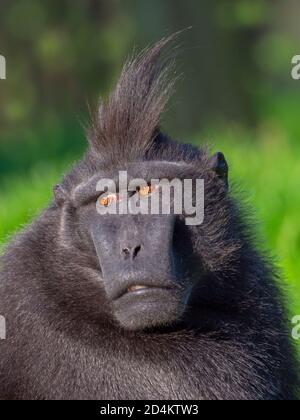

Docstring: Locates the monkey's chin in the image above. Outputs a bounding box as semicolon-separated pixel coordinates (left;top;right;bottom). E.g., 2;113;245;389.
112;287;184;331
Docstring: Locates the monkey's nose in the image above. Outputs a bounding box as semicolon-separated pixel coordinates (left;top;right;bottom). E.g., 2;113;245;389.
121;245;142;261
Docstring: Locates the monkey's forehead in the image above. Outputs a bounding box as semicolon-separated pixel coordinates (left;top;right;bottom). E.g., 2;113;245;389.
112;160;202;178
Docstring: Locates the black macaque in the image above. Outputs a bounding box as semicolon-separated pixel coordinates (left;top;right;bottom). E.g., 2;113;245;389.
0;35;298;400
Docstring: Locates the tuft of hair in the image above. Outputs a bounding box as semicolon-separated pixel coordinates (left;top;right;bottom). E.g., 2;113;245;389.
88;34;180;165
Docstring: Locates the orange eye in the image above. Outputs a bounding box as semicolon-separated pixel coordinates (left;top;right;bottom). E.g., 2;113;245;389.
138;185;156;197
99;194;118;207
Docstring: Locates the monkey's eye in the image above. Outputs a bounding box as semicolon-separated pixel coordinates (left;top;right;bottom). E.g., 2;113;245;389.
98;193;119;207
138;185;157;197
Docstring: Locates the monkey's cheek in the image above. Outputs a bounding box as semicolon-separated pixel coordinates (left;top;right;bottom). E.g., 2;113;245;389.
111;288;185;331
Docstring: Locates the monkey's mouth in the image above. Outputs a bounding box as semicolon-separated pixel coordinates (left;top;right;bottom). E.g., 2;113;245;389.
124;284;171;298
110;281;174;302
127;284;152;293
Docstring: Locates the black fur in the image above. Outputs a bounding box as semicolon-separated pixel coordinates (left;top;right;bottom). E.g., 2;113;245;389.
0;36;298;400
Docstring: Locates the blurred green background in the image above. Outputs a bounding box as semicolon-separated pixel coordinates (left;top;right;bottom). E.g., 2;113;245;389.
0;0;299;352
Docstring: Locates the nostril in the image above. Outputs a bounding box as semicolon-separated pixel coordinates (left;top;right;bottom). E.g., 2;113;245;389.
122;248;131;260
133;245;141;259
121;245;142;260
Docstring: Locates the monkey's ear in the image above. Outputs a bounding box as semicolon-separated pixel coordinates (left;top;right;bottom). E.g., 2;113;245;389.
209;152;229;189
53;185;69;207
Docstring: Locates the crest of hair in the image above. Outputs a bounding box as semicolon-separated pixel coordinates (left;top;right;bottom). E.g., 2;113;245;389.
88;33;181;164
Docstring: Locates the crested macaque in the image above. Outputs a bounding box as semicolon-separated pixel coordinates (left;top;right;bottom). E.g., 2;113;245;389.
0;36;299;400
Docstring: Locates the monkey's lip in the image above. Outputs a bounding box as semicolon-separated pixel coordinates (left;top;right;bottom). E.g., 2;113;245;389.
115;284;172;301
127;284;151;293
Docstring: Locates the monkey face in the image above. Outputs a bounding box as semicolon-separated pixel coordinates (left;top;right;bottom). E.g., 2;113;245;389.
54;152;230;331
64;161;204;331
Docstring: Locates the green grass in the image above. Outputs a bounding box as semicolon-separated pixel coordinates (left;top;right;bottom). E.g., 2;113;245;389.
0;123;299;356
0;161;68;244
